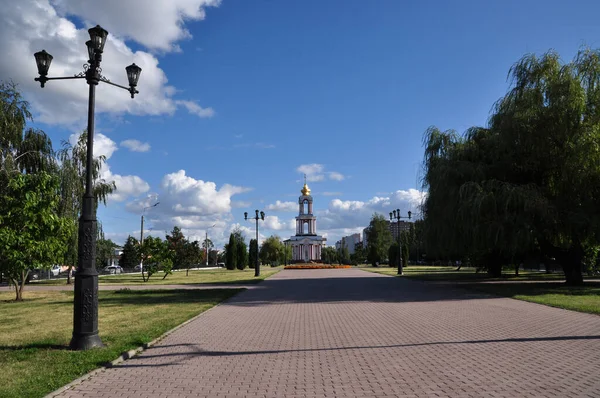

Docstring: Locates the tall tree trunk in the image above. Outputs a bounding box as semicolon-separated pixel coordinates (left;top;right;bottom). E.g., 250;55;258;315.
66;265;73;285
562;244;584;286
186;268;189;276
486;253;503;277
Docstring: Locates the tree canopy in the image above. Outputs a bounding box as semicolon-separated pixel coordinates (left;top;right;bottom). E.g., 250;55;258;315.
421;48;600;284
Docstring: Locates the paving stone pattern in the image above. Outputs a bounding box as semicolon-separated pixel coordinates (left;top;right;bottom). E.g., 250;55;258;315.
57;269;600;398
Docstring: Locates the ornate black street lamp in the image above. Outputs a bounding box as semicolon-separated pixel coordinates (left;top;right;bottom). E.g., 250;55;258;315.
245;210;265;277
390;209;411;275
34;25;142;351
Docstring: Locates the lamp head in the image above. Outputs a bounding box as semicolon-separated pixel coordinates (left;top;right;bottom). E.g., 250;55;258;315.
34;50;53;77
126;63;142;87
389;212;392;221
88;25;108;53
255;209;259;218
408;211;412;219
244;212;248;220
85;40;95;63
260;211;265;221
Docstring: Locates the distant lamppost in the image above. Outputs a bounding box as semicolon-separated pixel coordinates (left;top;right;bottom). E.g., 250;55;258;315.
245;210;265;277
34;25;142;351
205;223;216;267
390;209;411;275
140;201;160;268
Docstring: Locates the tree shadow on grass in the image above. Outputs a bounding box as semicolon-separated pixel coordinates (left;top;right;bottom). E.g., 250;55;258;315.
0;342;67;351
47;288;245;308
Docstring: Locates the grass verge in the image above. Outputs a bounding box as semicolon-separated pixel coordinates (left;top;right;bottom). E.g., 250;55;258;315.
0;288;242;398
463;282;600;315
30;267;281;286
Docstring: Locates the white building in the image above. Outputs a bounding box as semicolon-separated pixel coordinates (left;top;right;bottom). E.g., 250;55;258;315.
288;179;327;262
335;233;362;255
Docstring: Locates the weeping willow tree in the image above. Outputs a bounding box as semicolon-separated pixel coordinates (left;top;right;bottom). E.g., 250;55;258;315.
57;132;116;283
0;81;56;177
421;48;600;285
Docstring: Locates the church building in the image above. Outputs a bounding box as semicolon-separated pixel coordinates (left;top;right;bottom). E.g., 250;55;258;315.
289;177;327;262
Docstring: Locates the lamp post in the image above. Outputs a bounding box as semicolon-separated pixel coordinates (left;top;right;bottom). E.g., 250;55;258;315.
140;202;159;271
245;210;265;277
34;25;142;351
389;209;412;275
205;224;216;267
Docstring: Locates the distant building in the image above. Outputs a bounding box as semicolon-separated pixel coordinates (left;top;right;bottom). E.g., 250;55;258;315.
288;177;327;262
109;246;123;266
362;220;413;247
335;233;362;254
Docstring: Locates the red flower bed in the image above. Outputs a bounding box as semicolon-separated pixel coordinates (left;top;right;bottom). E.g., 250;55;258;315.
284;265;352;269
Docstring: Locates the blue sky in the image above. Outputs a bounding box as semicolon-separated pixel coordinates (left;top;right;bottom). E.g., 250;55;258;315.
3;0;600;248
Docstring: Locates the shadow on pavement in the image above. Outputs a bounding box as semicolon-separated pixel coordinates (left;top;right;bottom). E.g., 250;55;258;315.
114;334;600;368
221;275;496;306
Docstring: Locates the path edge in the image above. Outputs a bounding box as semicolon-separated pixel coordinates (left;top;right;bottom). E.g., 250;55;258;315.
43;287;248;398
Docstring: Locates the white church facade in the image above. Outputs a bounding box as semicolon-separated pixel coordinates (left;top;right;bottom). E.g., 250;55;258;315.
289;179;327;262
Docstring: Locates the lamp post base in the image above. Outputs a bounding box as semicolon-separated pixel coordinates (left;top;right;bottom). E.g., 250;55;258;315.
69;332;104;350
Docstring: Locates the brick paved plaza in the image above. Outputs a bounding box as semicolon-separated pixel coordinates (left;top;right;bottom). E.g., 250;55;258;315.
56;269;600;398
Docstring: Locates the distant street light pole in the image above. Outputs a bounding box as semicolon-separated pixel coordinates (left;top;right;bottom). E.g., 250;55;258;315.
390;209;412;275
245;210;265;277
140;202;159;272
205;223;216;267
34;25;142;351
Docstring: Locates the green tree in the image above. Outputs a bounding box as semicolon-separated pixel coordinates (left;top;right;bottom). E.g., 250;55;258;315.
0;81;56;178
166;226;187;269
225;233;237;270
181;240;203;275
0;172;71;300
350;243;366;265
388;242;399;268
249;238;258;269
259;235;284;266
56;132;115;283
140;236;173;281
365;213;393;266
96;235;117;269
421;48;600;284
120;236;140;269
321;246;337;264
234;229;248;270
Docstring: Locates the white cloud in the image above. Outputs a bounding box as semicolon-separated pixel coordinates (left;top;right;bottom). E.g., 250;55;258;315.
175;100;216;118
50;0;221;52
107;173;151;202
316;189;427;243
0;0;216;127
263;215;294;231
266;200;297;212
121;139;151;152
328;172;345;181
296;163;345;182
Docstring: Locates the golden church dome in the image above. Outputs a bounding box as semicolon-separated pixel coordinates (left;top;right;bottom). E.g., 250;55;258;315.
301;183;311;196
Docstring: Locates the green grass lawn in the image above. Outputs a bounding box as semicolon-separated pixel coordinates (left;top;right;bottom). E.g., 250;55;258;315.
359;265;600;315
463;282;600;315
30;267;282;286
0;288;242;398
